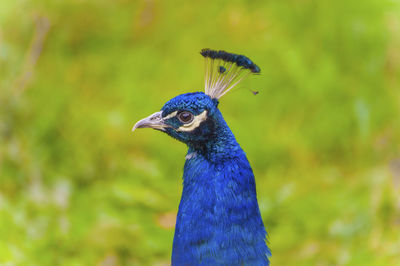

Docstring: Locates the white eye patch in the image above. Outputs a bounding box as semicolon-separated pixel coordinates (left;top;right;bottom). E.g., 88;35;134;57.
163;111;178;120
177;110;208;132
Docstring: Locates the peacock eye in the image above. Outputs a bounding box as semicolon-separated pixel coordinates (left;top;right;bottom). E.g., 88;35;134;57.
177;111;194;124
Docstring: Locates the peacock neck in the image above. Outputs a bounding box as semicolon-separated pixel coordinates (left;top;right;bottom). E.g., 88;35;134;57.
172;112;270;265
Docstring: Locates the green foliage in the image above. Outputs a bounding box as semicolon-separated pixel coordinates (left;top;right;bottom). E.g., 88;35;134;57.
1;0;400;265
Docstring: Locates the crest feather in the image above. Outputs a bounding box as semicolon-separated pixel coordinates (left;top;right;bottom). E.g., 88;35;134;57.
200;49;260;99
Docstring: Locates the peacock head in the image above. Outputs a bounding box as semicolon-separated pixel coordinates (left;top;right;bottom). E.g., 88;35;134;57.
132;49;260;146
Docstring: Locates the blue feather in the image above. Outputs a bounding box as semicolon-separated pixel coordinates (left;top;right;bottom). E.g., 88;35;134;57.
167;98;270;265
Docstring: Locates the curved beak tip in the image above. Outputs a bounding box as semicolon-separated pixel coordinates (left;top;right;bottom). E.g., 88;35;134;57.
131;111;165;133
131;120;145;133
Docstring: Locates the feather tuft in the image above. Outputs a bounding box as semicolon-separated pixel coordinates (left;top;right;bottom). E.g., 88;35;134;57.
200;49;260;99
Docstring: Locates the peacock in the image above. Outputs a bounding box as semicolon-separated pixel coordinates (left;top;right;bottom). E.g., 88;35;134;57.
133;49;271;265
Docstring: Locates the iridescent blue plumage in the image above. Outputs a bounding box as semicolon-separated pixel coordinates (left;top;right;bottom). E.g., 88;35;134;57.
163;93;270;265
133;50;270;265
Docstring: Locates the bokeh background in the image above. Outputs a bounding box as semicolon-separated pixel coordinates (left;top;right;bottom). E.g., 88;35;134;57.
1;0;400;265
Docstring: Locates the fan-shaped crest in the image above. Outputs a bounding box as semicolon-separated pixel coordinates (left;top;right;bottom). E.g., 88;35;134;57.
200;49;260;99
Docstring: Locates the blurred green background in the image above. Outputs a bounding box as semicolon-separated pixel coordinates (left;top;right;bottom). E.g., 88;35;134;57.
1;0;400;265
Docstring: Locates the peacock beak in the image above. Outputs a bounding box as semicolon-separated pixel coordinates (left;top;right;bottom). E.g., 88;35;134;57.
132;111;167;132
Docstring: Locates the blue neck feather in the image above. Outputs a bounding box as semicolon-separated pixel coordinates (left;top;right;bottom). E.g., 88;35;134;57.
172;109;270;265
